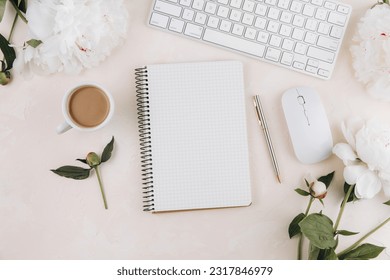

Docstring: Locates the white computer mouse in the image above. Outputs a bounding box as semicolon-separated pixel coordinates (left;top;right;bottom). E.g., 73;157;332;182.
282;87;333;164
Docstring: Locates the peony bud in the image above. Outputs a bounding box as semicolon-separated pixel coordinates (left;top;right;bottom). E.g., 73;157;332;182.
86;152;101;167
0;71;11;86
310;181;327;199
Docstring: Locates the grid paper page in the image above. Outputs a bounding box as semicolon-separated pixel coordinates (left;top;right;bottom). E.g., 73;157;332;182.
147;61;251;212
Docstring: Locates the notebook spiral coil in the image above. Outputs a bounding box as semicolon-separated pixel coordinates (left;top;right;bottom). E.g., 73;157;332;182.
135;67;154;211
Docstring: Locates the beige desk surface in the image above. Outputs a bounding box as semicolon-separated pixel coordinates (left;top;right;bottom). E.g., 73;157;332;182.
1;0;389;259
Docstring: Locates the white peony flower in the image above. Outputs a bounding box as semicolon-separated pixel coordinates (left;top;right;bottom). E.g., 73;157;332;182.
14;0;128;77
333;118;390;199
310;181;327;199
350;3;390;101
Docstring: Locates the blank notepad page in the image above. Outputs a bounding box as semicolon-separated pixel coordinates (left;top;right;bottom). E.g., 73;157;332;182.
147;61;251;212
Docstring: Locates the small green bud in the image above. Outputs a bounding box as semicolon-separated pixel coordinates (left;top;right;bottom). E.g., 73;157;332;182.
0;71;11;86
86;152;101;167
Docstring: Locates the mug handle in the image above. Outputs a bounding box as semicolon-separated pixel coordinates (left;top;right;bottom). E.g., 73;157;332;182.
56;121;72;134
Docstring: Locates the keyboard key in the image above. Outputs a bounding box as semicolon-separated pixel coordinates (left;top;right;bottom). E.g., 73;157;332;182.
217;6;229;18
265;47;282;62
195;12;207;24
281;52;294;65
268;7;281;20
315;8;328;21
243;0;256;12
230;9;243;21
293;61;305;70
267;21;280;33
280;11;293;23
207;16;220;28
205;2;217;14
265;0;278;6
307;46;334;63
242;13;255;25
280;24;292;37
330;25;343;38
305;19;318;31
324;1;336;10
328;11;347;26
169;18;185;33
270;35;282;47
254;17;267;29
184;23;204;38
290;1;303;13
304;32;318;44
231;0;243;8
180;0;192;6
317;36;338;51
294;42;307;54
292;28;305;40
218;0;229;4
305;65;317;74
255;4;268;16
307;59;319;67
257;31;270;43
220;20;232;32
245;28;257;39
302;4;315;17
278;0;291;10
192;0;205;10
282;38;294;50
150;12;169;29
204;28;266;57
337;5;350;14
318;68;330;78
182;9;195;20
311;0;324;6
154;0;182;17
318;22;330;35
232;23;245;35
292;15;305;27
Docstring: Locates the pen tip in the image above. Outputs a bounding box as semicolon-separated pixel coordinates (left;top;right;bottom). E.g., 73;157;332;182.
277;175;282;184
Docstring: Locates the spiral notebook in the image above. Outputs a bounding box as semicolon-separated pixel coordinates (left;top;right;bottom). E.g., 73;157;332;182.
135;61;252;212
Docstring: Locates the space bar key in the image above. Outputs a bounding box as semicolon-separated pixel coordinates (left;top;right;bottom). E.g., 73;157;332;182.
203;29;265;58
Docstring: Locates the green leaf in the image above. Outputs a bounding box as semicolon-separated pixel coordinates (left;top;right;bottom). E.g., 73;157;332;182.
304;179;310;187
344;183;358;203
0;33;16;71
76;158;88;165
339;243;385;260
318;171;335;189
26;39;42;48
384;200;390;206
337;230;359;236
299;213;336;249
0;0;6;22
288;213;305;238
51;166;91;180
322;248;338;260
308;243;320;260
101;136;114;163
12;0;27;13
295;188;310;196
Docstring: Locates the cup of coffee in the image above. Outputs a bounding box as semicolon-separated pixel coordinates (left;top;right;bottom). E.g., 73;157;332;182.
57;83;115;134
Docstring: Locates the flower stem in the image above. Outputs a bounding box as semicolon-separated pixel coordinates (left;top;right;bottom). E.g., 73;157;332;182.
8;0;28;23
333;184;354;232
95;166;108;209
298;197;314;260
8;14;18;42
337;217;390;258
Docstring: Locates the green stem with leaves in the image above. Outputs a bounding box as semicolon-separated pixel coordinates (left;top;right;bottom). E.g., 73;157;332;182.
8;0;27;23
337;217;390;257
8;13;18;41
333;184;354;232
95;166;108;210
298;197;314;260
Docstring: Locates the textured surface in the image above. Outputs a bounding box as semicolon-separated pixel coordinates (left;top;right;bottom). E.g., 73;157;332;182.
0;0;389;259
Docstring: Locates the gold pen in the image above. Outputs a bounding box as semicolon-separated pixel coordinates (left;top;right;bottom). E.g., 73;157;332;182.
253;95;281;183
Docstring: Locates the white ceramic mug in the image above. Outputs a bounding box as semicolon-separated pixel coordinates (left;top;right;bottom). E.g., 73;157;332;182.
56;83;115;134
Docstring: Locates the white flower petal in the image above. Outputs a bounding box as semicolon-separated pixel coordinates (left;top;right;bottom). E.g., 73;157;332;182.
354;170;382;199
343;164;368;185
382;181;390;197
333;143;358;162
341;118;365;149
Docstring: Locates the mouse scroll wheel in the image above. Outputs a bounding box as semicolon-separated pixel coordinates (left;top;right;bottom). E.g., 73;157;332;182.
297;96;306;105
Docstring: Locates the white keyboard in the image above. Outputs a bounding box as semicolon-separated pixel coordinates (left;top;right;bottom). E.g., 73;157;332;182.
148;0;351;79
